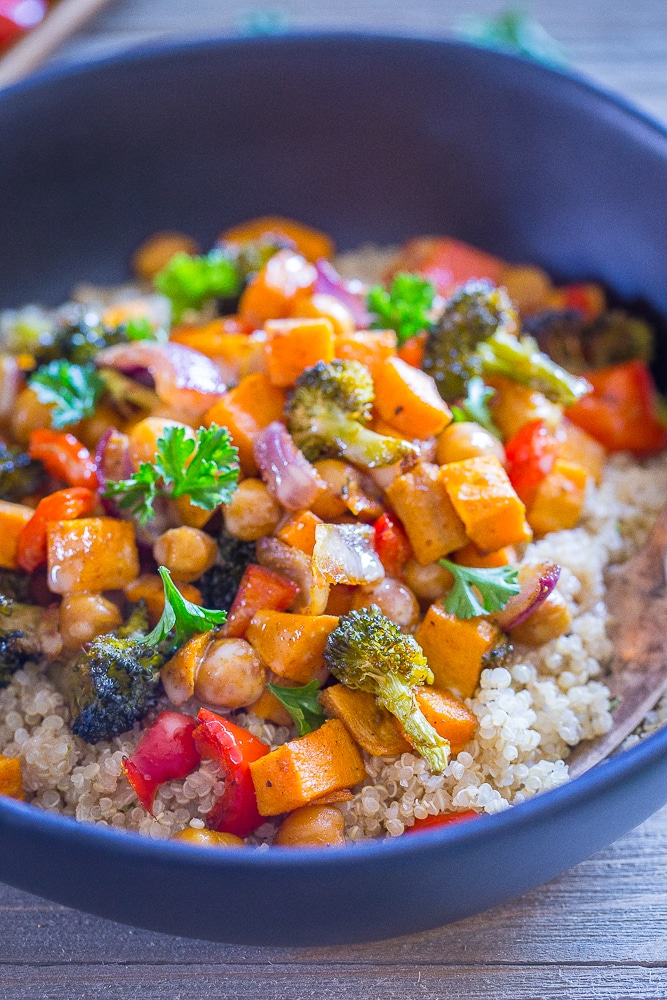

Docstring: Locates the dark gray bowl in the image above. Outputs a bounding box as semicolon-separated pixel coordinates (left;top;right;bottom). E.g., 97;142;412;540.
1;34;667;946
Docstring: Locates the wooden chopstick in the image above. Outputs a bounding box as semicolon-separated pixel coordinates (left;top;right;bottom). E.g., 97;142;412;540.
0;0;114;89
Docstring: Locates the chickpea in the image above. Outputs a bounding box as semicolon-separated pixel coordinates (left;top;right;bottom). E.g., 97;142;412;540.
171;827;245;848
128;417;192;470
274;805;345;848
350;577;420;631
132;231;200;282
75;401;121;452
223;478;281;541
310;459;357;519
403;558;454;603
153;527;218;583
11;387;53;444
500;265;552;313
510;591;572;646
59;594;122;652
436;422;505;466
194;638;266;709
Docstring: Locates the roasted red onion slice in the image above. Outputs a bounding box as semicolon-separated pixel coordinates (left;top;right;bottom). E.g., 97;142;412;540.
0;355;21;422
315;259;371;329
97;341;225;421
312;523;385;586
253;421;324;512
494;562;561;631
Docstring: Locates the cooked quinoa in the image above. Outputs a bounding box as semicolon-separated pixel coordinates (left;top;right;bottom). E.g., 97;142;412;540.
1;451;665;842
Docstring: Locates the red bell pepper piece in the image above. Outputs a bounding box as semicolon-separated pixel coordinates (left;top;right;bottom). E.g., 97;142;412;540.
373;511;412;578
390;237;506;297
193;708;270;837
0;0;47;51
405;809;480;834
123;711;200;813
222;564;299;638
567;360;667;454
505;419;560;505
29;429;99;490
17;487;96;573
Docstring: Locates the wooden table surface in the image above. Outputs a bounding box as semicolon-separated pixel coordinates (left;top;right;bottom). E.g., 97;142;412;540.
3;2;667;997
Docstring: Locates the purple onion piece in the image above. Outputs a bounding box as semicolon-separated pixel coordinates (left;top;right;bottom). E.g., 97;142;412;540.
253;421;324;512
315;258;371;329
503;563;561;630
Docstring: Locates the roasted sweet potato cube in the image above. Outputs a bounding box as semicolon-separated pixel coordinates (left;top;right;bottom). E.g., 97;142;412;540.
414;604;500;699
558;420;606;484
319;684;410;756
385;462;467;566
204;373;286;475
246;611;339;684
439;456;531;551
248;685;294;727
249;719;367;815
0;755;24;800
527;459;589;537
0;501;34;570
413;686;477;755
47;518;139;595
264;317;335;387
275;510;323;556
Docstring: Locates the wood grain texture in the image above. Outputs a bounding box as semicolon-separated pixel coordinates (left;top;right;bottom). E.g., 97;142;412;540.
2;2;667;997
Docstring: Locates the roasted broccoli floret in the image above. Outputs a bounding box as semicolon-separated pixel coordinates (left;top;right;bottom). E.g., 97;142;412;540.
523;308;654;374
285;359;415;469
59;605;166;744
197;531;256;611
477;330;591;406
0;443;44;502
0;603;46;688
423;280;518;401
323;605;450;773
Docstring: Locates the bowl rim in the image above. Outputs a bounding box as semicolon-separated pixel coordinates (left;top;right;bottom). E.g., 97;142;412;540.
1;29;667;869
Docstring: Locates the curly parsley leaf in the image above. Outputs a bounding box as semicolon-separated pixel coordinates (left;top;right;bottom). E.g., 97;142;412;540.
367;272;436;346
439;559;520;619
267;680;326;736
143;566;227;648
29;360;105;429
124;316;156;341
155;249;243;322
450;377;501;438
104;423;239;525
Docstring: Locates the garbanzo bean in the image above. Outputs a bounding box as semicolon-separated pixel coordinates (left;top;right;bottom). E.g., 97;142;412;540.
59;593;122;651
509;591;572;646
350;577;420;631
436;421;505;466
223;478;281;541
274;805;345;847
171;827;245;848
132;231;200;282
194;637;266;709
403;558;454;603
153;527;218;583
11;387;53;444
310;459;357;519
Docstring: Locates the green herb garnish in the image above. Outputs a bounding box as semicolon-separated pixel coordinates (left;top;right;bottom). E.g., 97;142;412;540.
104;423;239;524
155;249;242;321
450;376;501;438
143;566;227;647
29;360;105;428
124;316;156;341
267;680;326;736
367;272;435;347
440;559;520;619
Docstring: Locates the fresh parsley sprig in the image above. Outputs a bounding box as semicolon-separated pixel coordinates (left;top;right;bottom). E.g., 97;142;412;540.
104;423;239;524
367;272;436;347
440;559;520;620
143;566;227;648
450;376;501;439
29;360;105;429
155;249;243;322
267;680;326;736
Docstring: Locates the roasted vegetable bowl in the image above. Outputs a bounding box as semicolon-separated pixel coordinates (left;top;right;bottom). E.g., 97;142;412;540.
1;33;667;945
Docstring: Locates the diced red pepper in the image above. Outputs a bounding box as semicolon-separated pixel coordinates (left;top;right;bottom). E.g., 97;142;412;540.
17;487;96;573
373;511;413;578
389;237;506;297
405;809;480;834
193;708;270;837
29;429;99;490
222;564;299;638
0;0;47;51
567;360;667;454
123;711;201;813
505;420;560;505
551;282;606;321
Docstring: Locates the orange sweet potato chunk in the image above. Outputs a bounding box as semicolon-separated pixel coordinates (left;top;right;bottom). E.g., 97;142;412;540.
238;250;317;325
250;719;367;815
0;755;24;800
276;511;323;556
373;357;453;440
0;501;34;570
439;456;531;552
414;604;500;699
333;329;397;374
204;373;286;474
527;459;589;537
414;686;477;755
246;611;339;684
385;462;467;566
319;683;410;757
47;518;139;595
264;317;335;387
558;421;605;484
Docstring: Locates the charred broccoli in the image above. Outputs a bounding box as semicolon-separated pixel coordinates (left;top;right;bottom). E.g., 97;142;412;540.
477;330;591;406
0;443;44;502
423;280;518;401
285;359;415;469
198;531;257;612
323;605;450;773
59;605;166;745
523;308;654;374
0;603;47;688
